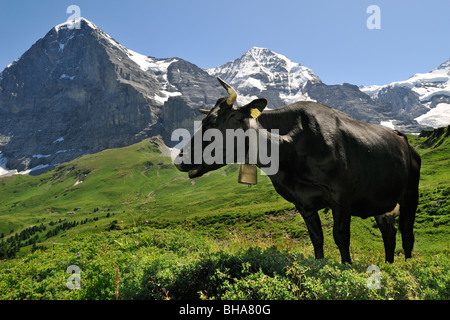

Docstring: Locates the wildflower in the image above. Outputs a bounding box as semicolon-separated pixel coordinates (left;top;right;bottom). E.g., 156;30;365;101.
77;252;80;256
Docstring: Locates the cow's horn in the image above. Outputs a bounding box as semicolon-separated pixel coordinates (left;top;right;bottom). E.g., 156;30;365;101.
217;77;237;105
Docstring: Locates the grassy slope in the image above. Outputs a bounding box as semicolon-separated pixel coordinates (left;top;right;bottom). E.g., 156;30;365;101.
407;127;450;253
0;127;449;299
0;137;293;249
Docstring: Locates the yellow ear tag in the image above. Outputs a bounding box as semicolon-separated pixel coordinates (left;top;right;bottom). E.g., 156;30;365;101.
250;108;261;119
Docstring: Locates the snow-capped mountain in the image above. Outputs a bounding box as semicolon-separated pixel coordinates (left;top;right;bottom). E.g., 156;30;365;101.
208;47;428;132
207;47;321;107
361;58;450;128
0;18;222;175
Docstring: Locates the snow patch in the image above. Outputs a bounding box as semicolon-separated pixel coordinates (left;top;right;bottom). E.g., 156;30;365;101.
54;17;97;32
242;78;266;91
280;91;315;105
18;164;51;176
153;90;182;104
360;85;383;98
0;152;16;177
126;49;178;73
60;74;75;80
0;151;58;178
32;154;51;159
53;137;64;143
380;120;396;130
415;103;450;128
5;58;20;71
0;152;51;177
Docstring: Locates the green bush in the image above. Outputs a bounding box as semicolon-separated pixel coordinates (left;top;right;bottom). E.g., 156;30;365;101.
1;227;449;300
218;266;299;300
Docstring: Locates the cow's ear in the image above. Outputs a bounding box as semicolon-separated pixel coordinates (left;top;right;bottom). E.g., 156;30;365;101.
240;98;267;119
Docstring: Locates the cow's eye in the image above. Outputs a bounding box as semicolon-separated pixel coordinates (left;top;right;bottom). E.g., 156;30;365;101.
202;115;217;128
227;113;243;124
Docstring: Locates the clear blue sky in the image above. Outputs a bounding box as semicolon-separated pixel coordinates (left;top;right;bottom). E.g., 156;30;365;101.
0;0;449;86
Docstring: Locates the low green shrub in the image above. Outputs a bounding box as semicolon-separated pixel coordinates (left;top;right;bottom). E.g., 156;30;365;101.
1;227;449;300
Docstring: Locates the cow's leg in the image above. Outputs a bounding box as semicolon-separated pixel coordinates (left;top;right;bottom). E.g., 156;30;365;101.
332;208;352;264
299;210;324;259
375;215;397;263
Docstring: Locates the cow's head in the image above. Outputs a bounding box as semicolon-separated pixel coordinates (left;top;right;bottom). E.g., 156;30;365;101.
174;77;267;178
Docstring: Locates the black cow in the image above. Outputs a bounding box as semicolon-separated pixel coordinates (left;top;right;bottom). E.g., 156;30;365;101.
175;78;421;263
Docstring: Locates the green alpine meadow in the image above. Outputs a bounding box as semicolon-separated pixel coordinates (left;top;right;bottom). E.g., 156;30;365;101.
0;126;449;300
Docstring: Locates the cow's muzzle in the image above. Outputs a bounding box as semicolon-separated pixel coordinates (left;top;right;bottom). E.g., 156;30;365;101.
174;152;204;178
187;165;204;179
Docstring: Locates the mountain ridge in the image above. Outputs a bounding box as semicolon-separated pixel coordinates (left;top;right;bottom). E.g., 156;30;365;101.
0;17;446;176
361;57;450;128
207;46;428;131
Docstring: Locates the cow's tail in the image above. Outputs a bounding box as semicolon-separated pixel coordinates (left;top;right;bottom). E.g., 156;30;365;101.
395;131;421;259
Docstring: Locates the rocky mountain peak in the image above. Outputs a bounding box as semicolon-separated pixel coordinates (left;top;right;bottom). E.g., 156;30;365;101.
0;18;221;175
436;58;450;71
53;17;98;32
207;47;320;107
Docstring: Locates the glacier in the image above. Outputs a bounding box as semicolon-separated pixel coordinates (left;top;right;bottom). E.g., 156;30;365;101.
415;103;450;128
361;58;450;103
